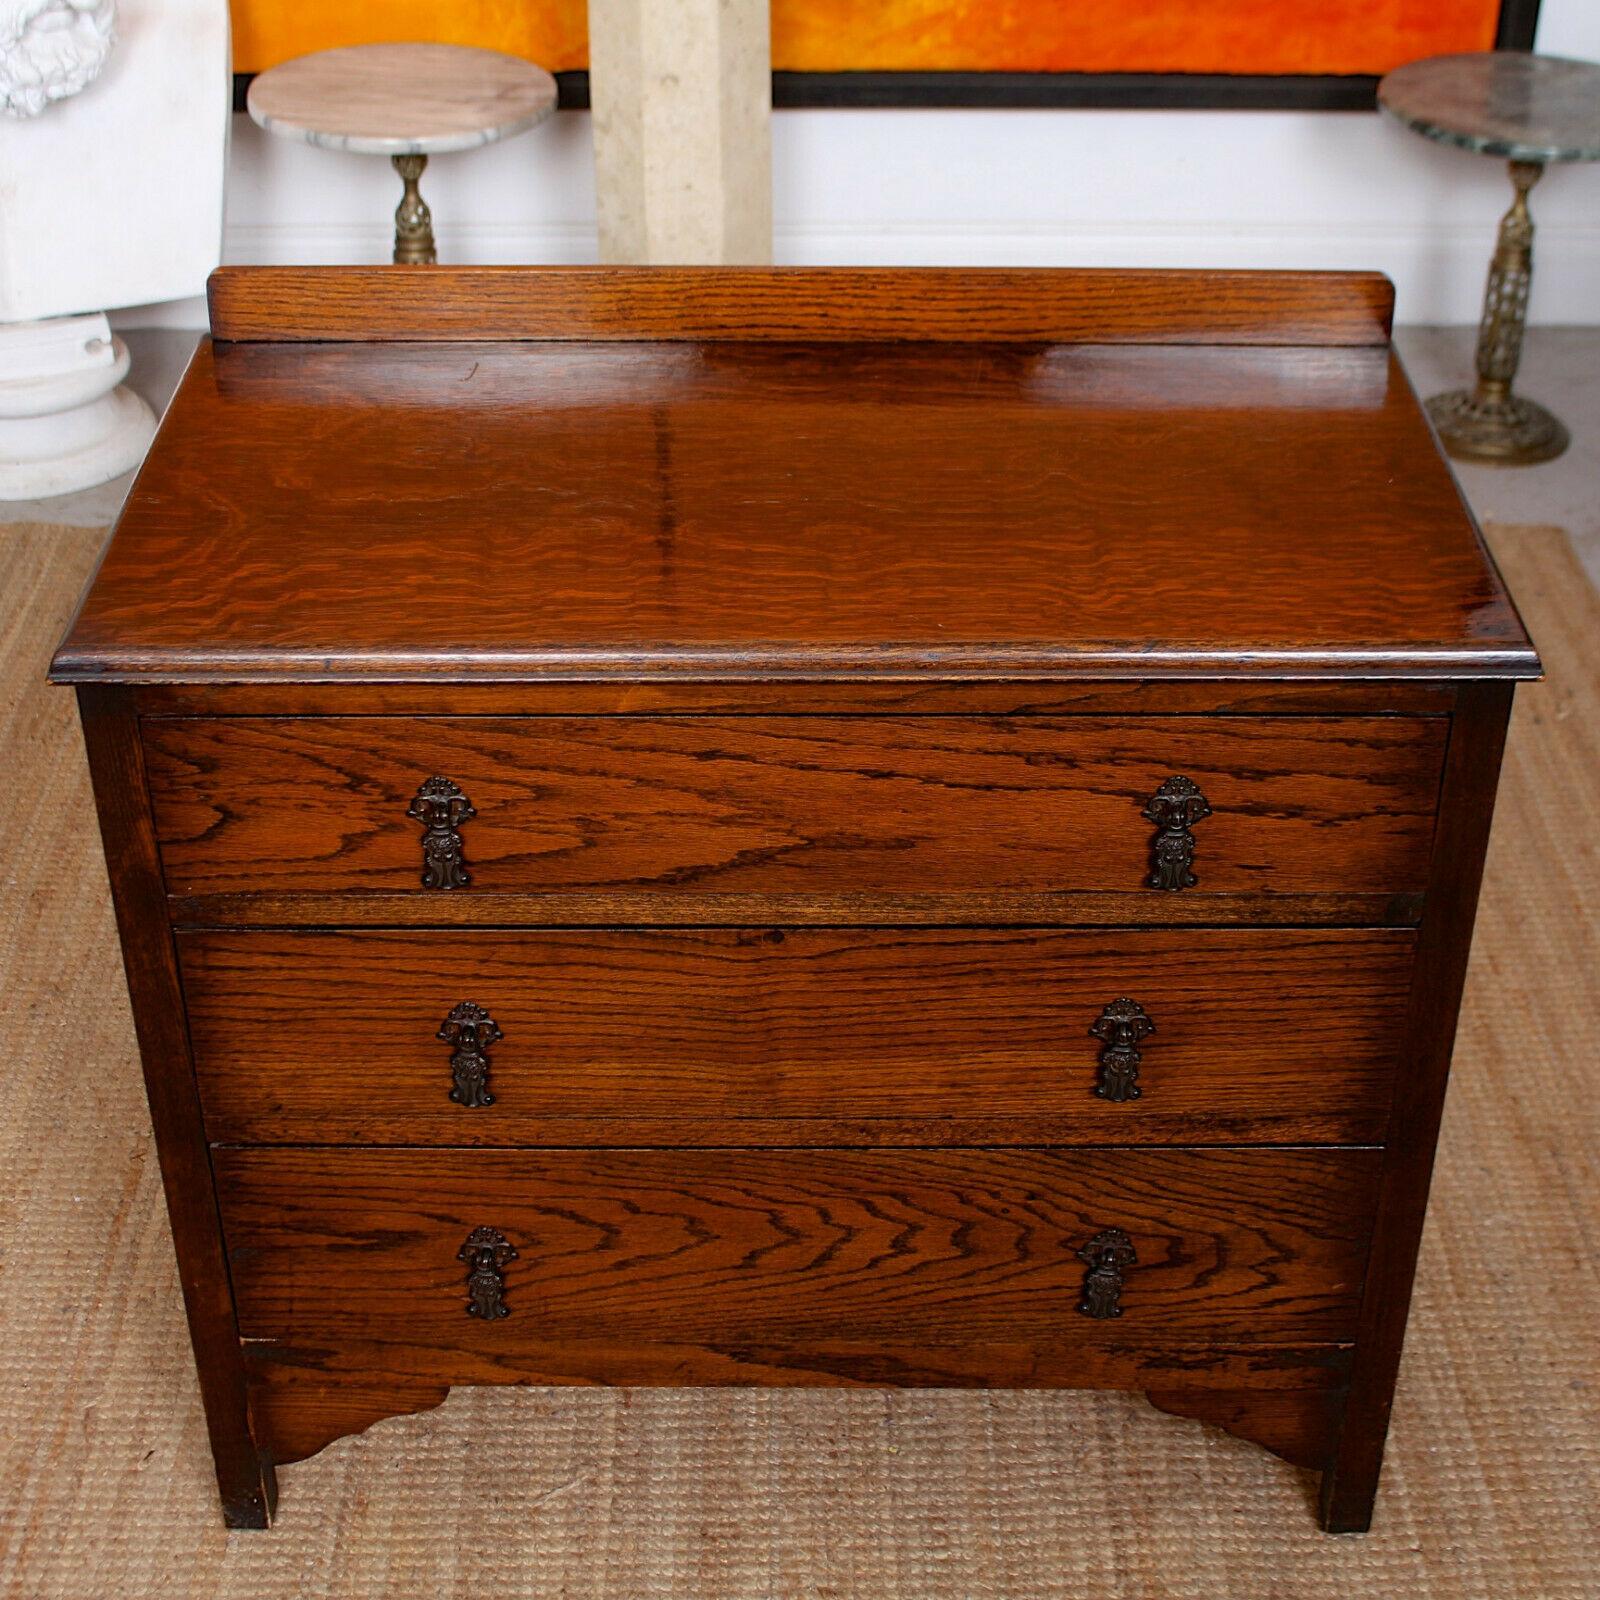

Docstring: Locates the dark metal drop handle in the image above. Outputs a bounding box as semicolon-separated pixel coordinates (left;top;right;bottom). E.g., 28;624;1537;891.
1077;1227;1137;1319
1142;775;1212;892
1090;999;1155;1102
439;1002;501;1109
407;775;475;890
459;1226;517;1320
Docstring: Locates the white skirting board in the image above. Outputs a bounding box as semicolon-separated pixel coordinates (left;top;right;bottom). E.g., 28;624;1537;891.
122;85;1600;330
121;212;1600;333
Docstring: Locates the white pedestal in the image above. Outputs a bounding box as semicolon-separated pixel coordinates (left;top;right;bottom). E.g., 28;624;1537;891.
0;0;231;325
0;315;155;499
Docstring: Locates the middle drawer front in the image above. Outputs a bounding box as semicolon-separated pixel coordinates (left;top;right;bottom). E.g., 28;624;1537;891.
181;927;1414;1146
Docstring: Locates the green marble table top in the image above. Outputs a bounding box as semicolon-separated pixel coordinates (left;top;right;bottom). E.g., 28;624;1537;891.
1380;52;1600;164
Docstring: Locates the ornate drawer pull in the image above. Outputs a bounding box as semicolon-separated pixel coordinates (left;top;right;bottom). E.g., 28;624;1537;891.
439;1002;502;1109
407;776;475;890
1142;775;1212;892
1089;998;1155;1102
1076;1227;1137;1319
458;1226;517;1319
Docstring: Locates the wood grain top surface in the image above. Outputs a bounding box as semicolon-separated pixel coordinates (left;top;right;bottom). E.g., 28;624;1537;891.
54;270;1537;684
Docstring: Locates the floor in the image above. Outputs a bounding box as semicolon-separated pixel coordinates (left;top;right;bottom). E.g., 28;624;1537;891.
1397;327;1600;580
7;326;1597;582
5;515;1597;1598
4;326;1596;1598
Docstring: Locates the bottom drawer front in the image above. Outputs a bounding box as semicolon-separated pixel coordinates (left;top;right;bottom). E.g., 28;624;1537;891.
218;1148;1378;1368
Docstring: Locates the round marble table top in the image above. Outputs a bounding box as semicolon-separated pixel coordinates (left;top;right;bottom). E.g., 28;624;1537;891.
1379;52;1600;164
247;43;558;156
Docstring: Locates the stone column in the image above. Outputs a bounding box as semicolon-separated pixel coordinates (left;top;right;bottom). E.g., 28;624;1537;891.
587;0;772;264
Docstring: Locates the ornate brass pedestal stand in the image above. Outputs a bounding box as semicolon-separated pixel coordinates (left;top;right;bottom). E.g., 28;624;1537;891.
1380;51;1600;467
391;155;437;266
1427;160;1565;465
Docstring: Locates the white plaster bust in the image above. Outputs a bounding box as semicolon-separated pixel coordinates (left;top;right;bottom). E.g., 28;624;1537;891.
0;0;115;118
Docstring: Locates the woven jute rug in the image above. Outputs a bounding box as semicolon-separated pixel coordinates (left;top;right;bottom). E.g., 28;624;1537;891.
1;520;1595;1600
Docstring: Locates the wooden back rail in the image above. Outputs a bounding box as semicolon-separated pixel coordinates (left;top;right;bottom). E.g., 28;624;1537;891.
206;267;1396;347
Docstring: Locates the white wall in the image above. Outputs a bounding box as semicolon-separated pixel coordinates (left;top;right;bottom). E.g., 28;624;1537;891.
123;0;1600;328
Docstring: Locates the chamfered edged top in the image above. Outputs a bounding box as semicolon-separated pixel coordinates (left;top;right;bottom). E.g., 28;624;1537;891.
53;267;1539;685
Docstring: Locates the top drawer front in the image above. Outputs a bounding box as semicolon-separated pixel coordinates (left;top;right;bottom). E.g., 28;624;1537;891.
144;716;1445;901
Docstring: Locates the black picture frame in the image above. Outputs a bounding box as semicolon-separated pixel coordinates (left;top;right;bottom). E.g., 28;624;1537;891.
233;0;1540;116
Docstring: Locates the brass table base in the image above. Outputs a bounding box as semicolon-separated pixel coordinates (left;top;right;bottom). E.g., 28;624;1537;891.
1427;159;1568;467
391;153;437;265
1426;387;1570;466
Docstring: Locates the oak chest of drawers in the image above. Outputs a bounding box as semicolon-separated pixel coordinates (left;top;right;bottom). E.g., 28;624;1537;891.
52;265;1539;1534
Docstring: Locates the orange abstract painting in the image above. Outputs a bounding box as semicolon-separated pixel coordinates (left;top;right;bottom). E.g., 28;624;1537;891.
232;2;589;75
772;2;1503;76
232;1;1509;80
